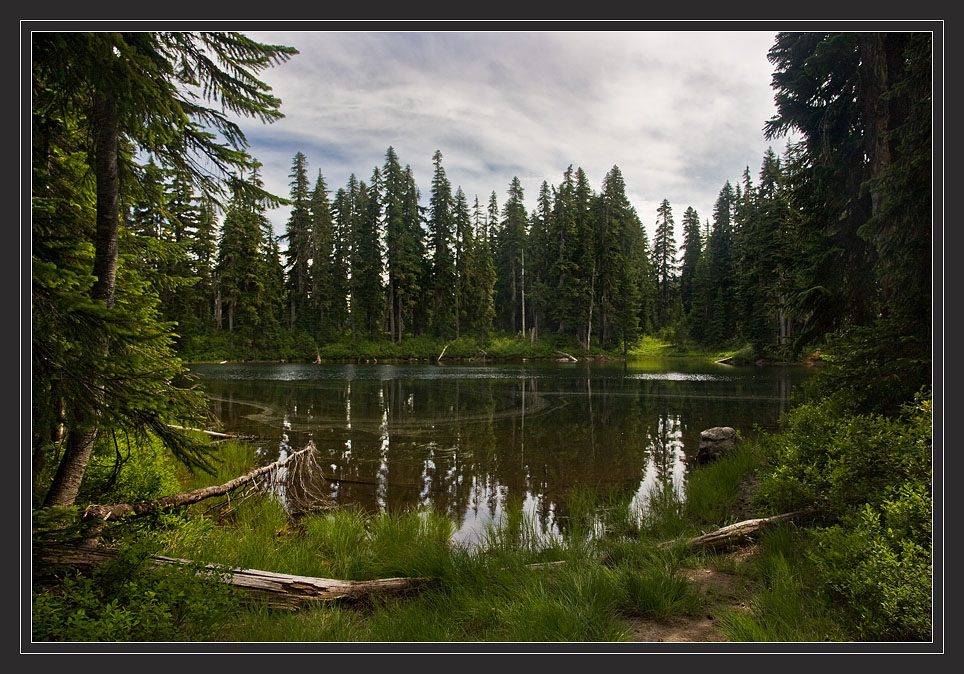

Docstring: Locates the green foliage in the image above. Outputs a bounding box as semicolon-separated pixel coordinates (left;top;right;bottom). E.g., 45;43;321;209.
754;392;932;641
807;501;932;641
75;432;183;507
756;392;931;519
717;526;847;642
32;540;240;642
683;440;760;525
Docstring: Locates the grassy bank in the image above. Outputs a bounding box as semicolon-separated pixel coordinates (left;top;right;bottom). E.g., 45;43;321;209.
32;435;866;644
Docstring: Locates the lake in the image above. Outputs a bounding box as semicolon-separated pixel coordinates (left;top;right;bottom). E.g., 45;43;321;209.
187;358;813;545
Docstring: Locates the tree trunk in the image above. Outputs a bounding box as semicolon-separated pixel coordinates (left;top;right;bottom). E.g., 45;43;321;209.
43;88;120;508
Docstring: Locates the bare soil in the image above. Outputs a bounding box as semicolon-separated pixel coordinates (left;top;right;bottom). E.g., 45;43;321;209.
625;544;759;642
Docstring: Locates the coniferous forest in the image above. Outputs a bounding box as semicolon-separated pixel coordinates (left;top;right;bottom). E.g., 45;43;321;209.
29;30;936;645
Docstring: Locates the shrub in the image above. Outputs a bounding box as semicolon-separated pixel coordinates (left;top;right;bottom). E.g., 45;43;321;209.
755;391;932;641
33;540;240;642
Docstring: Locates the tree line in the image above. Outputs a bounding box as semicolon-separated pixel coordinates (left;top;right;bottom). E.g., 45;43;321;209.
116;141;844;361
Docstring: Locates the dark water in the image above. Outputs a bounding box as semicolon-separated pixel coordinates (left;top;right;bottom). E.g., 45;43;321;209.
187;359;813;544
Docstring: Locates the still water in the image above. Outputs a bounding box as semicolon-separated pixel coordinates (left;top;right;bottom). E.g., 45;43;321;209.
188;359;813;545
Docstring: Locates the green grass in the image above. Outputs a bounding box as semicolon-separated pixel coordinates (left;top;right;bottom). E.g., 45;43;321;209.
683;439;760;525
42;432;860;643
715;525;849;642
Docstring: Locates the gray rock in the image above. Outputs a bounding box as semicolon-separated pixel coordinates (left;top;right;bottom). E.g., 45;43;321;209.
697;426;739;463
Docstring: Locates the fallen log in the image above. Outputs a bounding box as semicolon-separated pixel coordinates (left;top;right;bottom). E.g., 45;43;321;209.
556;350;578;362
38;544;432;610
83;445;319;522
659;509;815;552
437;342;451;363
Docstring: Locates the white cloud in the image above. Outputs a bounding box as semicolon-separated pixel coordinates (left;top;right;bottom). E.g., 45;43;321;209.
239;29;792;241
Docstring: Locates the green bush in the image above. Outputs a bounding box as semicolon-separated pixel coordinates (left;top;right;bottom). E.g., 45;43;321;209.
756;392;931;519
33;541;240;642
755;391;932;641
808;501;932;641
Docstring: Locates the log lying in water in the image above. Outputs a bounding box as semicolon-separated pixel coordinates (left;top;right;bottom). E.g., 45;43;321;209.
38;544;433;610
660;509;815;552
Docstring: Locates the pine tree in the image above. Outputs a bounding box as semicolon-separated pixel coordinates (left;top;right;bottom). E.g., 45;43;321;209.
678;206;702;319
33;32;296;506
651;198;678;329
353;172;384;339
283;152;313;332
427;150;457;338
310;170;343;339
493;178;527;335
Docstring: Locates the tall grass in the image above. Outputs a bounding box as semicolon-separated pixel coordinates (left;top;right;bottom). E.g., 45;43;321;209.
683;440;760;525
715;525;847;642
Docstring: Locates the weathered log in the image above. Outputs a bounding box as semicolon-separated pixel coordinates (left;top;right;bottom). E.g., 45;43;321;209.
82;445;318;522
659;510;815;552
437;342;450;363
556;350;578;362
167;424;249;439
38;544;432;610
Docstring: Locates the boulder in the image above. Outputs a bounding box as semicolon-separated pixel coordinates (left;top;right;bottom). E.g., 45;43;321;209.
696;426;739;463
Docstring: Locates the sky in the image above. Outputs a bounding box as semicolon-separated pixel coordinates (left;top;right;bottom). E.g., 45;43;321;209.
237;30;796;242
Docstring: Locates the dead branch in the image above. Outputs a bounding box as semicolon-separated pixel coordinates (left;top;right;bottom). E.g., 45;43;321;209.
167;424;251;439
82;444;321;522
556;350;578;362
659;509;815;552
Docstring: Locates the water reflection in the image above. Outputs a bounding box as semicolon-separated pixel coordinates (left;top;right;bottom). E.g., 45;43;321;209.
191;360;811;544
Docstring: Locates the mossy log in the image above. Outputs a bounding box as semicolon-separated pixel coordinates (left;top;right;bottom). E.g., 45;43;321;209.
38;543;433;610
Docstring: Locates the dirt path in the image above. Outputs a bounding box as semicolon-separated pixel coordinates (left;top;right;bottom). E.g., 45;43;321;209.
625;545;758;642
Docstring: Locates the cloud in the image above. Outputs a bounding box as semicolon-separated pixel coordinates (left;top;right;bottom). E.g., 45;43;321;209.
239;30;791;240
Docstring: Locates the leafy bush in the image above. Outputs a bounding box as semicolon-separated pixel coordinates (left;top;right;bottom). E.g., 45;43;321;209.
755;391;932;641
33;541;240;642
756;392;931;520
808;499;932;641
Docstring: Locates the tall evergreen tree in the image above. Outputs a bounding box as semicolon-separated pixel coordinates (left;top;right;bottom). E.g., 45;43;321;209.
678;206;702;319
427;150;457;337
32;32;296;506
282;151;313;332
310;170;343;339
493;177;527;334
353;172;384;339
651;198;678;329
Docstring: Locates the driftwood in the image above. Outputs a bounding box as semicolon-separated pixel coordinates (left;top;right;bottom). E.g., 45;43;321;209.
82;445;318;522
556;350;578;362
437;342;451;363
167;424;249;440
660;510;815;552
38;544;432;610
